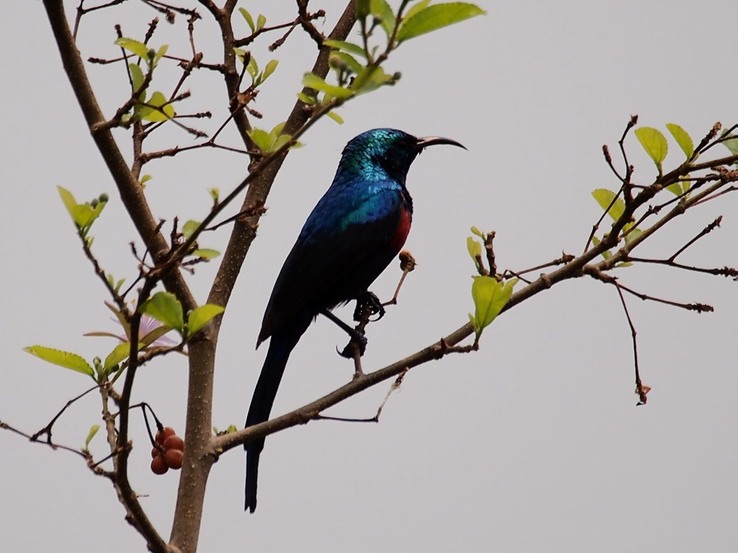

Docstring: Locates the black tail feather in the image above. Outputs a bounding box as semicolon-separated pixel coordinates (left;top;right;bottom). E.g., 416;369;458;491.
244;316;310;512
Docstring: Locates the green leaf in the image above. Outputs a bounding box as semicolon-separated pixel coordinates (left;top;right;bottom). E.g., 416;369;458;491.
404;0;432;21
323;40;368;59
105;302;131;340
57;186;107;231
333;51;363;74
466;236;482;261
591;236;610;259
272;133;300;151
470;226;484;239
270;122;285;137
262;59;279;81
248;128;274;152
182;220;200;239
233;47;247;63
470;277;516;337
349;65;393;94
129;63;145;93
140;174;152;186
666;183;684;197
256;13;266;30
397;3;486;43
666;123;694;159
193;248;221;260
720;133;738;160
302;73;355;99
666;175;693;197
115;37;149;59
188;304;225;336
81;199;106;228
84;425;100;449
370;0;396;36
214;424;239;435
246;56;259;80
140;292;185;332
634;126;668;172
297;92;317;105
139;91;175;122
239;7;255;32
104;342;131;371
57;186;78;219
591;236;621;263
140;325;174;347
24;346;95;377
83;331;122;339
326;111;344;124
592;188;625;221
153;44;169;66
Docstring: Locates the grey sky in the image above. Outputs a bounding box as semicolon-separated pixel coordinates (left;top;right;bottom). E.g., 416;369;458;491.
2;1;737;552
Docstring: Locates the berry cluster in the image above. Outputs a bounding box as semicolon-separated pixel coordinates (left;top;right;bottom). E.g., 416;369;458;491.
150;426;185;475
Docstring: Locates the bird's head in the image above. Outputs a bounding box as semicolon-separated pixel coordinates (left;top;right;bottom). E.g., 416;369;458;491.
339;128;465;183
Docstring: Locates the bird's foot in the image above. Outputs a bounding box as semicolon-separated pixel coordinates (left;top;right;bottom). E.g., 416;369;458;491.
338;329;367;359
353;291;386;322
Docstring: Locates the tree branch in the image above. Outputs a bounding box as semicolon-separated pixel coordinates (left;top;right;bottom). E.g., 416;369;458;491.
169;4;357;553
42;0;197;310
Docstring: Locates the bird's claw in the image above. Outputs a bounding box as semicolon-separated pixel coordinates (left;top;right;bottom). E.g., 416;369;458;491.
353;291;386;322
338;330;367;359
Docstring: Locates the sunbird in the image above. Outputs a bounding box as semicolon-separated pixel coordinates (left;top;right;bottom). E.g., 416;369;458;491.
245;128;465;512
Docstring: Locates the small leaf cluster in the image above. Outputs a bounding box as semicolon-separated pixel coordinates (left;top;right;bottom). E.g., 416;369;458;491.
593;123;690;260
238;7;267;36
115;37;176;123
27;180;227;381
246;122;299;155
466;227;516;340
24;295;223;383
58;186;108;241
299;1;485;124
181;219;221;261
634;123;694;182
633;122;736;186
469;276;516;339
592;121;738;262
137;292;225;346
591;188;641;264
234;46;279;89
356;0;485;44
233;10;293;152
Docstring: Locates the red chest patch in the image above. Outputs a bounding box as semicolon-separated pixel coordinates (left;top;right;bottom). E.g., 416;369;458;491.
390;207;412;250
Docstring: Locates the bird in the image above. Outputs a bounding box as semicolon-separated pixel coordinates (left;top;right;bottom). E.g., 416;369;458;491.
244;128;465;512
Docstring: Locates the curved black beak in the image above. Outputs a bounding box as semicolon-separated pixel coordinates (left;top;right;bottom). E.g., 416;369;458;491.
416;135;467;150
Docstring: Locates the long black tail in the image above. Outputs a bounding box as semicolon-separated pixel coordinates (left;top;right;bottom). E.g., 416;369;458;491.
245;317;310;512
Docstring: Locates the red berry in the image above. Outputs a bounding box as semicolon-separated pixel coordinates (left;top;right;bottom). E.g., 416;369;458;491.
151;455;169;475
151;446;162;459
155;426;176;445
163;435;185;452
164;449;184;470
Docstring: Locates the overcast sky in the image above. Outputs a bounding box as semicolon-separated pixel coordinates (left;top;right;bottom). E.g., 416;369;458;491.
3;1;738;552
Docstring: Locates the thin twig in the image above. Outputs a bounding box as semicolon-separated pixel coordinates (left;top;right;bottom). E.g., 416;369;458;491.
30;385;101;443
